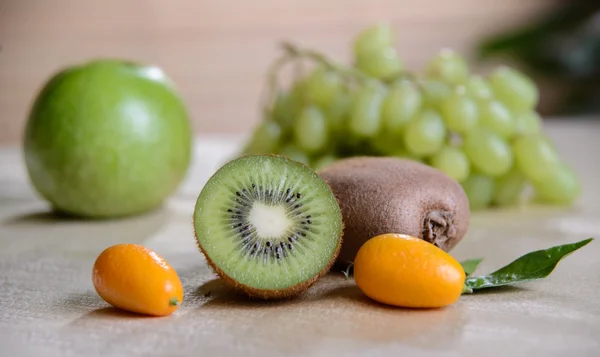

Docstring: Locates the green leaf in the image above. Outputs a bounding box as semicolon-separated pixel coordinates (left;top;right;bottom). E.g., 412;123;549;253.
342;262;354;280
460;258;483;276
465;238;593;291
461;284;473;294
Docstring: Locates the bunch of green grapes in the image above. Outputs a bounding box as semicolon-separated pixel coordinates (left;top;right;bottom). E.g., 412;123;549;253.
241;24;581;209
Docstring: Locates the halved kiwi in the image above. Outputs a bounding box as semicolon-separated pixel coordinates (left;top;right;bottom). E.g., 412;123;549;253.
193;154;344;299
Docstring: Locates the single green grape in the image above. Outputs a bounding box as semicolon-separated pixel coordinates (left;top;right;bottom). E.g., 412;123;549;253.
242;120;282;155
293;105;328;154
465;75;493;101
514;111;542;135
403;110;446;156
273;81;308;131
348;81;386;138
420;79;451;110
353;23;395;57
279;144;310;165
440;86;478;133
390;148;422;162
325;89;351;133
305;67;343;108
355;47;404;80
489;66;539;111
493;168;527;206
513;134;560;182
425;48;469;85
479;99;515;138
372;131;403;155
430;146;470;182
270;91;294;132
381;80;422;134
461;174;495;210
463;127;513;177
311;154;337;171
336;129;387;156
533;163;581;205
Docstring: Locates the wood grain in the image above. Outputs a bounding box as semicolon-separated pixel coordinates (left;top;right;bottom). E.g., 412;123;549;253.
0;0;559;144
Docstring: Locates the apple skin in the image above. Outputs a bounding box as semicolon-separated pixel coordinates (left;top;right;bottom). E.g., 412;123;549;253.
23;59;193;218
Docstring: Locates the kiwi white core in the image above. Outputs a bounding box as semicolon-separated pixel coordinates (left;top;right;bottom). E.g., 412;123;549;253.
248;202;292;238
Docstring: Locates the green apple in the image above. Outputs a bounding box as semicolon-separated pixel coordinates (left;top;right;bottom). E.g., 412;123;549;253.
23;59;193;218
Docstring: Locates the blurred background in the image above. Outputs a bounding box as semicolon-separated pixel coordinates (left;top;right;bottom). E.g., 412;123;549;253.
1;0;598;146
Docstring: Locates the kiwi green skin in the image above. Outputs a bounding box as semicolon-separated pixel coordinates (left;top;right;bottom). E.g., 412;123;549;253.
23;59;193;218
192;154;344;300
317;156;470;268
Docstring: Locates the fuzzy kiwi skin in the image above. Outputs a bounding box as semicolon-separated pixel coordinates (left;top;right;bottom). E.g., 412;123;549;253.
317;156;470;268
193;228;343;300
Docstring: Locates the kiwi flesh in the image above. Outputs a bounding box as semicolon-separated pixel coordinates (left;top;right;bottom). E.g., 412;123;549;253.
317;156;470;267
193;154;344;299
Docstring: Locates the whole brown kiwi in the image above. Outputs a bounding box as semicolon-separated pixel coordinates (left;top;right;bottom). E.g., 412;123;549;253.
317;156;470;267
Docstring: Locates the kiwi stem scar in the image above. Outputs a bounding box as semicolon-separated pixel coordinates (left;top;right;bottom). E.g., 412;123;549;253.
422;210;456;251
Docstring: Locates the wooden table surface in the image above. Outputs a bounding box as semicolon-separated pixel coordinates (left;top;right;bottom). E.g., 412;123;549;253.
0;120;599;357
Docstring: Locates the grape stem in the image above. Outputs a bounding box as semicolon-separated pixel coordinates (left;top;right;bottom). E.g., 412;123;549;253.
280;41;418;85
259;52;294;116
260;41;417;116
280;41;373;84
